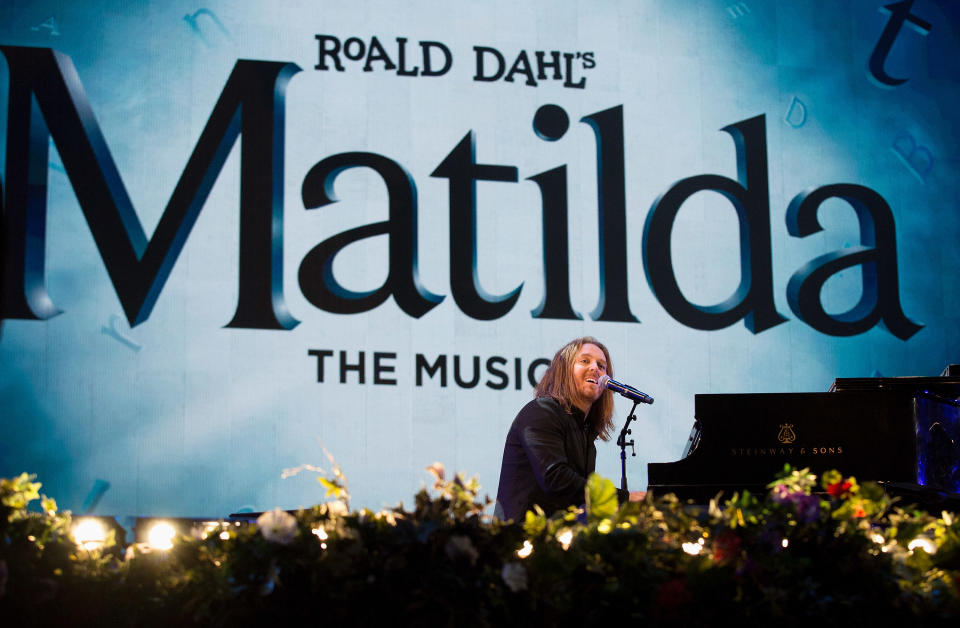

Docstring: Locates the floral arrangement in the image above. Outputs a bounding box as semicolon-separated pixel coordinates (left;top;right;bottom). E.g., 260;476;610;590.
1;464;959;626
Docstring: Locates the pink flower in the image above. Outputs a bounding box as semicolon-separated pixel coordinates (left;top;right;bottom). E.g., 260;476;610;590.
771;484;791;502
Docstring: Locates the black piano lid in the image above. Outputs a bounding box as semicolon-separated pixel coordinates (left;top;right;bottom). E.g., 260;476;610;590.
647;372;960;506
830;374;960;397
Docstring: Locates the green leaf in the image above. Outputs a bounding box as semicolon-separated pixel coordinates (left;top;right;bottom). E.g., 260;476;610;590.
772;463;794;482
821;469;842;489
1;472;41;511
523;506;546;536
859;481;885;502
585;473;618;521
41;496;58;515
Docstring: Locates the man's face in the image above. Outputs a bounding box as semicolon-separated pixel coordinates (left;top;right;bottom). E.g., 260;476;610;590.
573;343;607;410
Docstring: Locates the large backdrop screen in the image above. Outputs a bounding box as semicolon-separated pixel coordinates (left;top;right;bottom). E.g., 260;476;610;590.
2;0;958;517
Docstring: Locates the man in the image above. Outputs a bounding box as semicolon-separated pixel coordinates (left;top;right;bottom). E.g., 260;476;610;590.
494;336;617;521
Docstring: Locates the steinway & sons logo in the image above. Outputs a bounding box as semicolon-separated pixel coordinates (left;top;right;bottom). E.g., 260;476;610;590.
778;423;796;444
729;424;844;457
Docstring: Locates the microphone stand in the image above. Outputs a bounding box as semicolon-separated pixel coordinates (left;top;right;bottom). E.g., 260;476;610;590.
617;401;641;500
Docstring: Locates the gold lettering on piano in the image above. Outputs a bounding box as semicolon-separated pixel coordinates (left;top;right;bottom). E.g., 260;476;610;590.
730;447;796;456
810;447;843;454
729;445;844;456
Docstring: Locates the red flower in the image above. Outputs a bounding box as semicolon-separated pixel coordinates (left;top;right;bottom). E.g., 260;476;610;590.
826;480;853;498
713;530;742;564
655;578;692;610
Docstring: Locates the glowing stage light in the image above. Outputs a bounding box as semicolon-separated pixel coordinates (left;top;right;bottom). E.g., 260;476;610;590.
516;540;533;558
147;521;177;551
72;517;108;550
907;536;937;555
681;542;702;555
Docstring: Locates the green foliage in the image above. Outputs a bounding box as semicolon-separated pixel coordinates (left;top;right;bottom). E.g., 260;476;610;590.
2;464;959;626
585;473;618;521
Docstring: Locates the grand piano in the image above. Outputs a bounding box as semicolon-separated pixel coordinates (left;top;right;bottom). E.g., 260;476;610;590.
647;367;960;509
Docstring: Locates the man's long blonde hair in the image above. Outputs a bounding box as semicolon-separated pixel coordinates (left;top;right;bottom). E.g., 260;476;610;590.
534;336;615;441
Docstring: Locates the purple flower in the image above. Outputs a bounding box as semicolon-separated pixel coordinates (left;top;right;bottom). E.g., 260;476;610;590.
771;485;820;523
771;484;792;503
791;493;820;523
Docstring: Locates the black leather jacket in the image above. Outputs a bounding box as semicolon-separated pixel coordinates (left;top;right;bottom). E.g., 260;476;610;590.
495;396;597;521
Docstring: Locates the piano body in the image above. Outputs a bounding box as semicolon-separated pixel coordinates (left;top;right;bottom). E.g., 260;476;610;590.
647;371;960;508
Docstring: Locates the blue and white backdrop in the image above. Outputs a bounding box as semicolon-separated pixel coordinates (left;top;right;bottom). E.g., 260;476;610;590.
1;0;958;518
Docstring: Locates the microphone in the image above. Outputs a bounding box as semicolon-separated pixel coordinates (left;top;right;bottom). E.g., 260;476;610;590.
598;374;654;404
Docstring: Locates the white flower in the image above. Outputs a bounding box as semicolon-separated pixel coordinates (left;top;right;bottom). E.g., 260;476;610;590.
444;534;479;565
501;561;528;592
325;500;348;517
376;510;398;526
426;461;446;481
257;508;298;545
